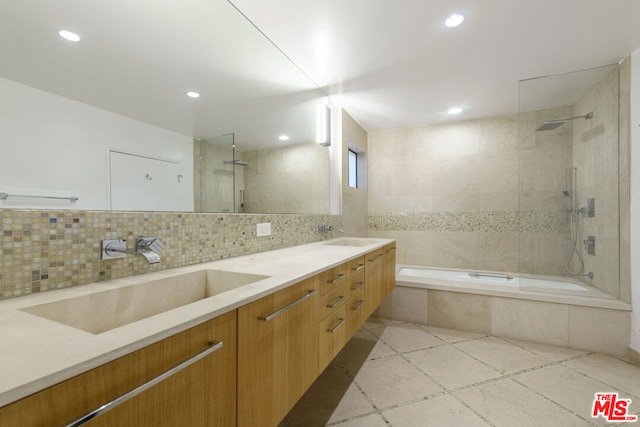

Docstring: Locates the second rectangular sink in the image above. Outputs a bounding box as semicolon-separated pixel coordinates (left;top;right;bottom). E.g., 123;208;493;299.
21;270;269;334
323;238;380;247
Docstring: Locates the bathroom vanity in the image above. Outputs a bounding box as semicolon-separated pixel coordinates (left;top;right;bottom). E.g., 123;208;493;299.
0;237;395;427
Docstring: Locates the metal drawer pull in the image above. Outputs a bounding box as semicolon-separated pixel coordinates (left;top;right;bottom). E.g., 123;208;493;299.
352;264;365;271
386;248;397;253
351;282;364;291
328;274;346;284
258;290;318;321
65;340;223;427
327;318;346;333
351;300;365;311
368;254;384;262
327;295;345;308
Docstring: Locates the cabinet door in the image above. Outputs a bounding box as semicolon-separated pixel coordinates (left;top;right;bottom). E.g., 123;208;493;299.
382;243;397;299
319;304;348;371
364;249;385;319
237;277;319;427
0;311;237;427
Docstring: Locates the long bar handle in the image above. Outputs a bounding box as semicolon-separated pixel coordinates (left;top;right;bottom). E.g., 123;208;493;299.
327;318;346;333
351;300;365;311
368;254;384;262
386;247;397;253
326;295;346;308
258;290;317;321
352;264;365;272
328;274;346;284
351;282;364;291
65;341;223;427
0;192;78;202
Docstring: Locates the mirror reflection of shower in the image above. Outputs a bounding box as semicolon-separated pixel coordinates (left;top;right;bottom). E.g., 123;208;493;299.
536;112;593;131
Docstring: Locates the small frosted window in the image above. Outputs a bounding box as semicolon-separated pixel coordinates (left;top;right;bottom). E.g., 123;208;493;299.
348;149;357;188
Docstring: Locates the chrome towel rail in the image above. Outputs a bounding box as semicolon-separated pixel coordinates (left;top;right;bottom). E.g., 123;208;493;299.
65;340;223;427
468;272;514;280
0;192;78;202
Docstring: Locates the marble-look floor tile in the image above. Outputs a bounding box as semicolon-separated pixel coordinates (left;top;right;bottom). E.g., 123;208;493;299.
286;364;374;426
328;413;388;427
455;336;548;374
362;317;404;330
382;395;489;427
333;330;396;375
455;378;586;427
405;345;501;390
513;364;640;426
504;338;590;362
419;325;487;343
354;354;443;408
369;323;444;353
563;353;640;398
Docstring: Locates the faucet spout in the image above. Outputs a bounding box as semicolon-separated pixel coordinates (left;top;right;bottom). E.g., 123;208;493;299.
101;237;165;264
137;250;161;264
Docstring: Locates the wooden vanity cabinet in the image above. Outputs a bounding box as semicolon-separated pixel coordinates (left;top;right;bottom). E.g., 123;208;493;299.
364;248;385;319
382;243;397;298
0;310;237;427
237;276;320;427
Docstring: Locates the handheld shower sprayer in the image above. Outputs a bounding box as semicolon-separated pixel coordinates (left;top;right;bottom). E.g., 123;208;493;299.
562;190;572;211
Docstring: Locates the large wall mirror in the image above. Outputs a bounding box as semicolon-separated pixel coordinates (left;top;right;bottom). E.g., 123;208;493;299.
0;0;330;214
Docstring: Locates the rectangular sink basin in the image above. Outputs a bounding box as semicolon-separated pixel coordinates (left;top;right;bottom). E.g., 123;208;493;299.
21;270;269;334
323;238;380;247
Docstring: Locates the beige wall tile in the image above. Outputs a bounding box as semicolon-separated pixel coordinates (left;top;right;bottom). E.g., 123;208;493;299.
568;306;630;356
491;298;569;346
427;290;491;334
375;286;428;325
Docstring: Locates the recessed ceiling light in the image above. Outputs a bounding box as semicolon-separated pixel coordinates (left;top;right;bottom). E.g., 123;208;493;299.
445;13;465;28
447;107;463;115
278;135;290;141
58;30;80;42
187;91;200;98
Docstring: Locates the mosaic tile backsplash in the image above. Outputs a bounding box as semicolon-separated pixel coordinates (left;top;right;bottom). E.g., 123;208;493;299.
0;210;343;300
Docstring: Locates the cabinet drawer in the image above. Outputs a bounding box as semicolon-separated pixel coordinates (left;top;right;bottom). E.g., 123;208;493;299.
319;264;347;295
319;281;349;320
348;272;365;297
346;256;365;280
319;304;348;371
346;291;365;339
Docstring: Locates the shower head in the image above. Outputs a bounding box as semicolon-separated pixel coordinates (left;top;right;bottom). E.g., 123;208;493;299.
562;190;572;211
535;112;593;132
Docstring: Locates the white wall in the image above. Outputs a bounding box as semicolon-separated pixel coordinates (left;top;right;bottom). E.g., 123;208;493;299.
631;47;640;352
0;77;194;211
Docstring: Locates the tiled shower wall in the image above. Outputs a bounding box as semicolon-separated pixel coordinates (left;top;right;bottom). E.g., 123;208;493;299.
367;112;568;274
0;210;342;300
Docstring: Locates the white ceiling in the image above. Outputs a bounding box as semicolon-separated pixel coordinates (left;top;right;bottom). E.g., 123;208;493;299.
232;0;640;131
1;0;640;146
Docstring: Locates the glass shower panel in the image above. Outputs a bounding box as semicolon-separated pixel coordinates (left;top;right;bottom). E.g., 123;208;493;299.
198;133;236;213
517;64;620;299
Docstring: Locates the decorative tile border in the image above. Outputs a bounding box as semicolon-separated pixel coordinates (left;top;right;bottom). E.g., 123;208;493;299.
368;211;568;233
0;210;343;300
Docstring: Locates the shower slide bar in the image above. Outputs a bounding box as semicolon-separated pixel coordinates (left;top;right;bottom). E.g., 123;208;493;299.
0;192;78;202
468;272;514;280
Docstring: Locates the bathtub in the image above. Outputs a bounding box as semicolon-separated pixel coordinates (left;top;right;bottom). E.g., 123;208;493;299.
395;265;626;309
381;264;632;356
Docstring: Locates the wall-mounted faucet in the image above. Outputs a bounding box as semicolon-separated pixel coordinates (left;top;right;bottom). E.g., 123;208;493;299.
101;237;165;264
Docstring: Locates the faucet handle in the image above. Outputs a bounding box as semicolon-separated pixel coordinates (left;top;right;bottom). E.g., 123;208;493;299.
137;237;165;254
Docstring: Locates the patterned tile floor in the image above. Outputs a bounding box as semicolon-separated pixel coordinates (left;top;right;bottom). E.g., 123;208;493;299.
282;318;640;427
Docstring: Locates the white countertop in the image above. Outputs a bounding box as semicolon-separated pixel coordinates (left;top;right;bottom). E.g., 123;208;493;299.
0;237;394;407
